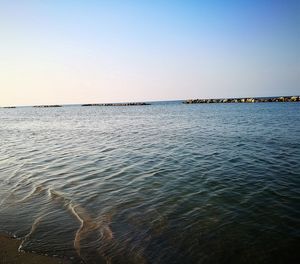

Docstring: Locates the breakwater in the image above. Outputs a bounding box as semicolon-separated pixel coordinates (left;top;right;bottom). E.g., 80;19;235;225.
1;103;150;108
82;102;150;106
33;105;62;108
183;96;300;104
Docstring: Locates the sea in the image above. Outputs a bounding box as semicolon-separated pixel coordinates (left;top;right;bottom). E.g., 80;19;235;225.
0;101;299;263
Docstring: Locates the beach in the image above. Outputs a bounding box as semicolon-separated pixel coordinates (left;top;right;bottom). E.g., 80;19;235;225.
0;234;68;264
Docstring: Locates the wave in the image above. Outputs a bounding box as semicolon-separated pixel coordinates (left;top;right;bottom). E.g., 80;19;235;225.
19;214;46;252
68;203;114;262
48;188;115;262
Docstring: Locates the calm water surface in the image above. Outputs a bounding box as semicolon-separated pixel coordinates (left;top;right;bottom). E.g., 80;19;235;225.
0;102;299;263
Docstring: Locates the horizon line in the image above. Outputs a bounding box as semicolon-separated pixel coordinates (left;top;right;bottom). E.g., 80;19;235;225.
1;95;300;108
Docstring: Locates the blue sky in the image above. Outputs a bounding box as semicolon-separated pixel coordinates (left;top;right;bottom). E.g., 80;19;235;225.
0;0;299;106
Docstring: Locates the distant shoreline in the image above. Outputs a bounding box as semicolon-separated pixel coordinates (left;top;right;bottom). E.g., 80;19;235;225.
1;96;299;108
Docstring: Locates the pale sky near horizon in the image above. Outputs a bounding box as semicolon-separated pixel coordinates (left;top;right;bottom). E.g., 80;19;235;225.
0;0;299;106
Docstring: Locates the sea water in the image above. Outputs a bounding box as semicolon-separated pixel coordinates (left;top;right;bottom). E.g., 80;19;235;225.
0;102;299;263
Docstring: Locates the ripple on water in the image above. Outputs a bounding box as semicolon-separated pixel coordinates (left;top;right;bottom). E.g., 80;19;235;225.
0;103;300;263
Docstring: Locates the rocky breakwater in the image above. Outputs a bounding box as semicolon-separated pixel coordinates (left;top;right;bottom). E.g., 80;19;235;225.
33;105;62;108
183;96;300;104
82;102;150;106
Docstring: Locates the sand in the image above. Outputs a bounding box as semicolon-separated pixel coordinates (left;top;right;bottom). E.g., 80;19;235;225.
0;234;70;264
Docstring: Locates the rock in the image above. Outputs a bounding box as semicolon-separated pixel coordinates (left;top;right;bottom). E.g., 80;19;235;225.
182;96;300;104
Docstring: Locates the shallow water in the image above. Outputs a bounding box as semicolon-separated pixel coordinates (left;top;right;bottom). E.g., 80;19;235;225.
0;102;299;263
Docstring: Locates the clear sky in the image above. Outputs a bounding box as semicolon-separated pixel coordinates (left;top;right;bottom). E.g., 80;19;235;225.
0;0;299;106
